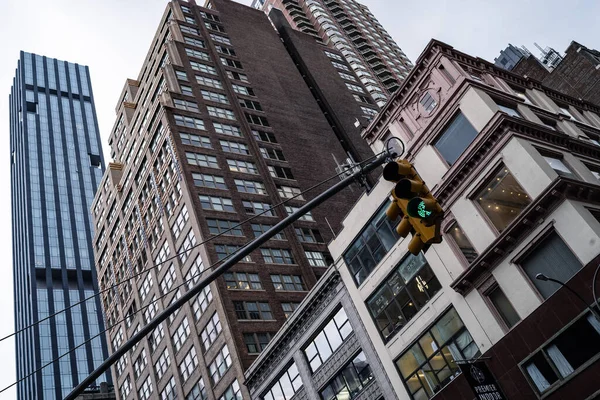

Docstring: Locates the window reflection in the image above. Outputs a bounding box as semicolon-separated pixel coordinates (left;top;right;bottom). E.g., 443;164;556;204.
447;221;478;263
396;308;480;399
475;166;531;232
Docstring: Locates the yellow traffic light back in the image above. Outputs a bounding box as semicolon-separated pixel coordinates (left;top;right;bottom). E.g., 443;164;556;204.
383;160;443;255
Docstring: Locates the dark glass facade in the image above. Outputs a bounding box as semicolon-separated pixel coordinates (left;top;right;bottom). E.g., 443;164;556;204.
9;52;111;400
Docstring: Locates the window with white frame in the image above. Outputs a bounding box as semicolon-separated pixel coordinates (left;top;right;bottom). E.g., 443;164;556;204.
175;115;205;130
285;205;314;221
207;218;243;236
160;264;176;294
179;346;199;383
234;179;267;194
140;274;153;301
154;349;171;380
263;362;303;400
196;75;223;89
191;61;217;75
213;122;242;137
227;159;257;174
304;308;352;371
186;48;210;61
133;348;147;379
209;344;232;383
186;378;208;400
219;380;242;400
261;248;294;264
192;173;227;189
199;196;234;212
192;286;213;321
243;200;274;216
270;274;306;291
138;376;153;400
186;152;219;168
172;317;191;352
174;98;200;112
208;106;236;120
178;230;197;263
305;251;331;267
184;36;205;48
201;90;229;104
160;376;177;400
220;140;249;154
224;272;262;290
201;312;222;351
171;205;189;240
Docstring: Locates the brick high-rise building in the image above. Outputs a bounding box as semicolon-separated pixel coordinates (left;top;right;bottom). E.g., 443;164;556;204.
252;0;413;106
91;0;376;399
9;52;111;399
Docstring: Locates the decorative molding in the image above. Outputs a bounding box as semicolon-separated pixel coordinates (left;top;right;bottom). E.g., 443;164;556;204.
451;178;600;294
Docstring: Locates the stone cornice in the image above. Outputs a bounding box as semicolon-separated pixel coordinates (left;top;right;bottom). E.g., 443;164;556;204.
451;178;600;294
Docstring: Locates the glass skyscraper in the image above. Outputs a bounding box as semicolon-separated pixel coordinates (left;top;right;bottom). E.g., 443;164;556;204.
9;52;111;399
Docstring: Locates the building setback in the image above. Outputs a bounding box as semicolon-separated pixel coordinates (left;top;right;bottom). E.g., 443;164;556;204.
91;0;376;399
513;41;600;107
323;39;600;400
9;52;111;399
252;0;413;106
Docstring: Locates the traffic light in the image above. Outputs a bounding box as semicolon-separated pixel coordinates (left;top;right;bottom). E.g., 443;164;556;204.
383;159;443;255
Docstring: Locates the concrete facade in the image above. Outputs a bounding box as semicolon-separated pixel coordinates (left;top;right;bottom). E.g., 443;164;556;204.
252;0;413;106
91;0;378;399
326;39;600;400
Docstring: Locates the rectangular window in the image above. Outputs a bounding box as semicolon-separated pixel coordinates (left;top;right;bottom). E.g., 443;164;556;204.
474;165;530;232
282;302;300;318
234;179;267;194
345;82;365;93
332;61;351;71
367;253;442;341
154;349;170;380
361;107;378;117
343;203;401;285
192;173;226;189
295;228;323;243
433;112;479;166
186;152;219;168
286;206;314;221
179;346;198;383
200;312;222;351
268;166;294;180
264;363;303;399
190;61;217;75
206;219;243;236
488;285;521;329
220;57;243;69
521;231;582;299
180;25;200;35
174;98;200;112
338;71;357;82
541;153;574;177
396;308;480;399
224;272;262;290
243;201;274;216
513;88;533;105
232;84;254;96
172;206;189;240
160;377;177;400
172;317;190;352
523;312;600;394
205;21;225;32
139;376;154;400
215;44;236;56
184;36;205;48
215;244;251;262
277;185;302;200
252;223;285;240
196;75;223;89
446;221;478;263
220;140;249;154
498;104;521;118
185;48;210;61
227;159;258;174
176;70;189;81
586;163;600;180
320;352;373;400
260;147;286;161
420;92;437;113
199;196;234;212
175;115;205;130
186;378;207;400
261;248;294;264
305;251;332;267
180;132;212;148
210;33;231;45
219;380;242;400
270;274;306;291
245;113;270;126
304;308;352;372
213;122;242;137
252;129;277;143
208;106;236;120
201;90;229;104
239;98;262;111
226;70;249;82
233;301;273;320
244;332;272;354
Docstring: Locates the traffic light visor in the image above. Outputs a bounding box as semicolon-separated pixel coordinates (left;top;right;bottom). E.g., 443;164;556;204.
382;160;412;182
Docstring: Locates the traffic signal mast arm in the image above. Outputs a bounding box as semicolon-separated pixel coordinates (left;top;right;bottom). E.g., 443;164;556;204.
383;159;443;255
64;152;391;400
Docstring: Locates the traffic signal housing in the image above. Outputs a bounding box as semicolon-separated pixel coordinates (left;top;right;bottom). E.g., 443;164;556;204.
383;159;443;255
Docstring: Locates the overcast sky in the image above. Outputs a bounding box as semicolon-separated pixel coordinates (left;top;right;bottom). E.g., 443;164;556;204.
0;0;599;397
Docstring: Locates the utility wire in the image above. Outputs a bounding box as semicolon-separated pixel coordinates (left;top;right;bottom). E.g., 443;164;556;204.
0;250;232;394
1;151;386;394
0;151;382;342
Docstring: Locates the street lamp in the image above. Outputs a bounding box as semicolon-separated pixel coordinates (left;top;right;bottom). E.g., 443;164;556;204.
535;273;600;321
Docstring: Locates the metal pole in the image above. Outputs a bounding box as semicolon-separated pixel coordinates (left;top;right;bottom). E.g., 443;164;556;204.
65;153;389;400
536;273;600;322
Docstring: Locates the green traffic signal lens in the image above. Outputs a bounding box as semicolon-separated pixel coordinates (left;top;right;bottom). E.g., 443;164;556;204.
407;198;436;219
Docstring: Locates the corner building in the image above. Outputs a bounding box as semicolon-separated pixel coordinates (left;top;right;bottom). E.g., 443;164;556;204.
253;0;413;106
92;1;376;399
9;52;111;399
326;39;600;400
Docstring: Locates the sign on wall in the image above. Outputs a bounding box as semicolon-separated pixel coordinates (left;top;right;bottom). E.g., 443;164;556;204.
458;361;506;400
